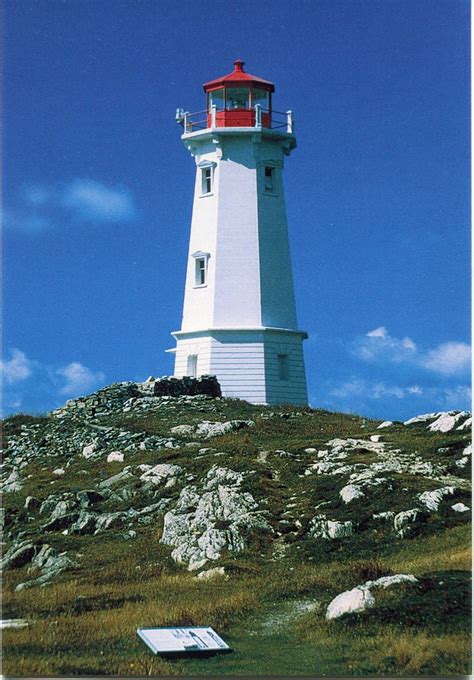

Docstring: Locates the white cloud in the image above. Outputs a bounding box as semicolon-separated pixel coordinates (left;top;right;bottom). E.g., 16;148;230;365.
354;328;470;378
366;326;388;338
330;378;423;401
443;385;472;408
354;328;417;363
0;349;33;384
24;185;53;206
61;179;136;222
421;342;471;376
5;178;136;233
57;362;105;396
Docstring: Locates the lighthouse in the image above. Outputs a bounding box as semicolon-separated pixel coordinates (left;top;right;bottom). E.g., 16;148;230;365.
170;60;308;405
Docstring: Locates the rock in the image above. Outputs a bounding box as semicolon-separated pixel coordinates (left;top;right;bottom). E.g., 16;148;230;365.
99;468;135;489
107;451;124;463
372;511;395;523
393;508;422;537
457;417;472;430
53;468;65;476
366;574;418;589
340;484;364;504
204;465;245;490
1;541;36;570
43;512;78;532
377;421;393;429
195;566;227;580
82;443;98;459
195;420;255;439
428;412;469;433
138;463;183;486
70;510;97;534
24;496;39;512
309;515;353;540
452;503;470;513
403;411;470;432
16;545;75;590
370;435;382;442
326;587;375;620
404;412;441;426
170;425;195;436
76;489;105;507
326;573;418;620
49;500;74;522
94;512;126;534
3;470;22;493
161;469;271;570
418;486;455;512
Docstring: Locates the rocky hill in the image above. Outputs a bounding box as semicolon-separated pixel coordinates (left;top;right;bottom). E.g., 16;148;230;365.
1;377;471;676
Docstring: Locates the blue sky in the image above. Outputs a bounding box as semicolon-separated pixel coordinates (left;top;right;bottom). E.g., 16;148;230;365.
2;0;470;420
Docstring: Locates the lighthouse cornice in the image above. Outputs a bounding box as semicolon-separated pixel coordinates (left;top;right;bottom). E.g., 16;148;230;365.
172;327;309;340
182;127;297;156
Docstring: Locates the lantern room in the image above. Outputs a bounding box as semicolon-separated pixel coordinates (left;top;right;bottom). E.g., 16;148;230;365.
203;59;274;128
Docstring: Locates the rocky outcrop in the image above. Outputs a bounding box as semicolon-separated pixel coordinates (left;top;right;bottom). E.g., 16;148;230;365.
161;466;272;570
404;411;471;432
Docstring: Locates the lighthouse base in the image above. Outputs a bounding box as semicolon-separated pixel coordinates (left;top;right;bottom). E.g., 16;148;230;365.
171;328;308;405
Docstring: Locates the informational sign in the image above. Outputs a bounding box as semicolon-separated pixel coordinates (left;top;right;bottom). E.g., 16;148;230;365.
137;626;231;656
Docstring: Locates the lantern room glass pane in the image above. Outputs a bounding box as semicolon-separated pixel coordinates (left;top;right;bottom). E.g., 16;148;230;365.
226;88;250;110
208;89;224;111
252;89;269;111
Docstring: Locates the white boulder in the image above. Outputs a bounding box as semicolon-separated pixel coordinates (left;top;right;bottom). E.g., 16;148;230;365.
340;484;364;504
326;587;375;620
377;421;393;429
107;451;124;463
452;503;470;513
82;443;98;459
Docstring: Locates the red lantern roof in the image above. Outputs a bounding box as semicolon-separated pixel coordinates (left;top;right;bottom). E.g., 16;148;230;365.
203;60;275;93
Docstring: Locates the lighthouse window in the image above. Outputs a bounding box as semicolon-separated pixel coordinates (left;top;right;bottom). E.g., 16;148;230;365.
208;88;224;112
195;257;207;286
226;88;250;110
265;166;275;191
252;88;270;111
201;167;212;195
278;354;289;381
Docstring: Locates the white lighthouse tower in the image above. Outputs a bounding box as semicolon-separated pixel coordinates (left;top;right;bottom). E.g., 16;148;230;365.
170;60;308;405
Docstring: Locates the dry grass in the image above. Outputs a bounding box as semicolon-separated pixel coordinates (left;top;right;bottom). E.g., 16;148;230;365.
381;629;472;675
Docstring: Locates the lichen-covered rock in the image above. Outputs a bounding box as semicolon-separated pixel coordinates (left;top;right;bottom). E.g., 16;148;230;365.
161;468;271;570
418;486;455;512
138;463;183;486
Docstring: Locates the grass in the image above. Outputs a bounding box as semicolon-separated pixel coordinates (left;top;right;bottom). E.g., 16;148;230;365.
1;398;471;676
